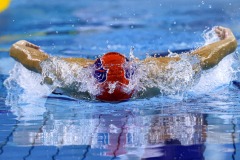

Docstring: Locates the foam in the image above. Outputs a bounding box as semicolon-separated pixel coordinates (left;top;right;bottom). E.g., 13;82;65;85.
4;63;50;121
40;57;99;99
191;26;238;94
135;54;201;97
192;54;235;93
202;26;220;45
4;63;51;103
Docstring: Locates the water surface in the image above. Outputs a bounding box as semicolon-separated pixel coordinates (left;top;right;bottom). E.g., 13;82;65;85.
0;0;240;159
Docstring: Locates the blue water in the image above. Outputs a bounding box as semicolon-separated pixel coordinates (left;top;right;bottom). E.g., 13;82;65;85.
0;0;240;160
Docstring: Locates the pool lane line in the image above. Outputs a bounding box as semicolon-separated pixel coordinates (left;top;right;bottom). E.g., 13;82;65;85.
81;114;103;160
0;49;9;52
0;30;79;43
51;107;92;160
111;114;130;160
51;109;79;160
51;148;60;160
231;118;236;160
0;115;23;156
81;144;90;160
22;111;51;160
0;32;45;43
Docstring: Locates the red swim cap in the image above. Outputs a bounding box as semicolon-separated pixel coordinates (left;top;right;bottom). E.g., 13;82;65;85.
93;52;134;102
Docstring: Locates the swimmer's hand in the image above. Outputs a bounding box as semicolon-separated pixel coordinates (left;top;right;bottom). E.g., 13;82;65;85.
215;26;235;40
19;40;41;50
192;26;237;70
10;40;95;75
10;40;49;73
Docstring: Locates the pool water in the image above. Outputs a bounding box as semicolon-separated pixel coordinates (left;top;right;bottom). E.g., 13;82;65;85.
0;0;240;159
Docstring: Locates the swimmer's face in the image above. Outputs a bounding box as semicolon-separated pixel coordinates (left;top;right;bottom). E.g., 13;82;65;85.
93;52;134;102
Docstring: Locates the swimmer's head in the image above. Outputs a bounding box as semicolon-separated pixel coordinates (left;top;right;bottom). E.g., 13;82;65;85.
93;52;134;102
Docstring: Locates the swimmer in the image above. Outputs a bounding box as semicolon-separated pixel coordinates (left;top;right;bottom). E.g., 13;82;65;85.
9;26;237;102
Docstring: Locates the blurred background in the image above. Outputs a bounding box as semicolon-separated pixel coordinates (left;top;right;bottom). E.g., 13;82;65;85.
0;0;239;59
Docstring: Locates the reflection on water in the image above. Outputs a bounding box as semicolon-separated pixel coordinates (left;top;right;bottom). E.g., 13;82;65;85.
0;72;240;159
3;95;236;160
11;102;207;159
1;55;240;159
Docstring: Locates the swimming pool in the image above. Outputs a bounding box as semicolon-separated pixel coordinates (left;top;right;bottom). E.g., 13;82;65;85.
0;0;240;159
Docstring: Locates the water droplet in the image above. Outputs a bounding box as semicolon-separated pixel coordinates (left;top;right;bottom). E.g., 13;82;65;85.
201;1;205;5
130;46;135;60
56;31;58;34
209;5;212;8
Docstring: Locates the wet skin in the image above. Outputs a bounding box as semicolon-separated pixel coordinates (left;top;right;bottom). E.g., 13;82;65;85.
10;26;237;73
9;26;238;100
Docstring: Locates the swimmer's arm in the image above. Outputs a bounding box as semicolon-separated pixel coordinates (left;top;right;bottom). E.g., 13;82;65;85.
10;40;49;73
10;40;94;73
140;56;180;79
142;27;237;70
142;55;180;68
191;26;238;70
61;58;95;67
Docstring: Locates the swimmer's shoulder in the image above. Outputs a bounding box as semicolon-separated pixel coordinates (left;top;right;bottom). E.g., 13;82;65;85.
62;57;95;68
142;56;181;66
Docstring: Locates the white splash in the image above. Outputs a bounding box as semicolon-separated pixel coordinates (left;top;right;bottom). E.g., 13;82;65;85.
202;26;220;45
191;26;237;93
40;57;100;99
3;63;50;121
107;82;117;94
4;63;51;105
192;54;235;93
131;54;201;97
129;46;135;60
